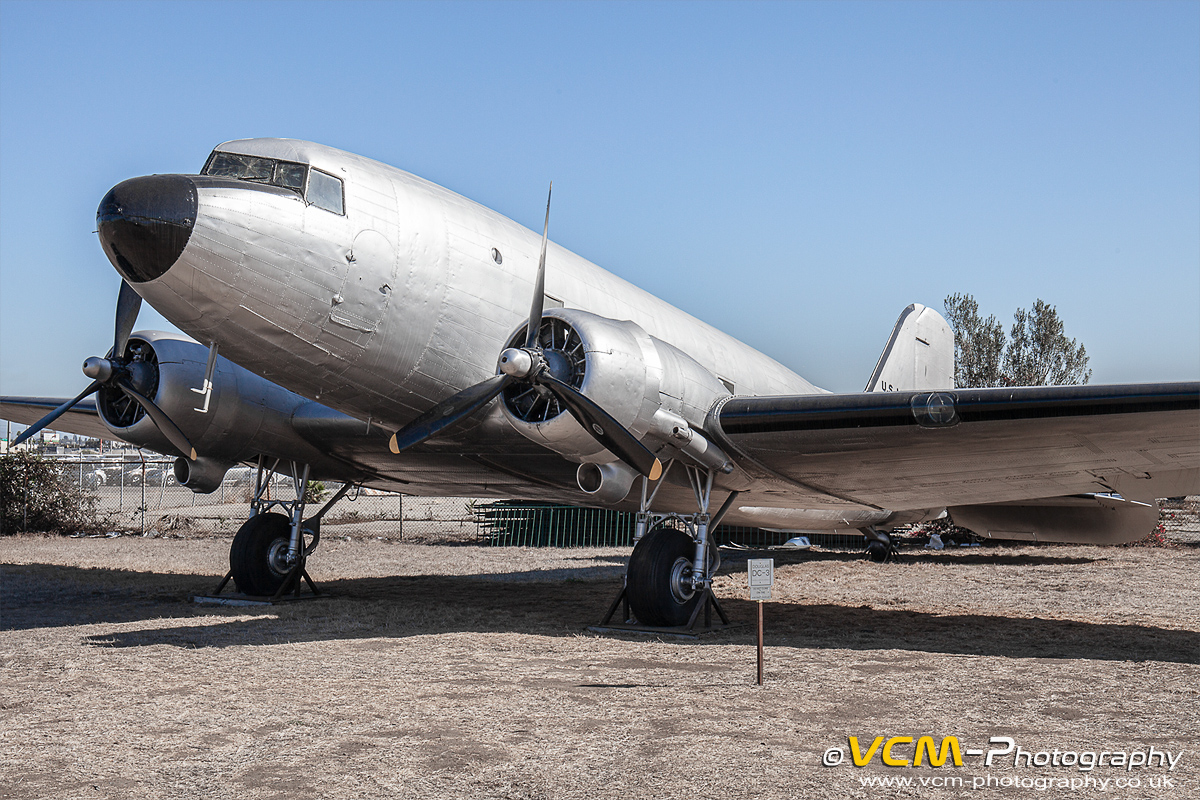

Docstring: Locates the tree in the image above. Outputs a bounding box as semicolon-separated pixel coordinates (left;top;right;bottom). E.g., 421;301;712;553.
942;294;1090;388
943;293;1006;388
1003;299;1091;386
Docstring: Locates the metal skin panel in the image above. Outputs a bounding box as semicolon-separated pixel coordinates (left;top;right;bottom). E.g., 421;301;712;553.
651;333;734;427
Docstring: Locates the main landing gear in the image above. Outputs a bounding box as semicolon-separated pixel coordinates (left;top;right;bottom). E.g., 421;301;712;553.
211;456;352;600
862;527;897;563
599;462;739;633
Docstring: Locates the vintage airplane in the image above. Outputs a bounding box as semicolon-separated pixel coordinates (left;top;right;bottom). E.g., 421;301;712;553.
3;138;1197;626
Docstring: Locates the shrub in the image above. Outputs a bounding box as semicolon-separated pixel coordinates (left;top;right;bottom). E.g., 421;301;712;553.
304;480;328;504
0;452;104;534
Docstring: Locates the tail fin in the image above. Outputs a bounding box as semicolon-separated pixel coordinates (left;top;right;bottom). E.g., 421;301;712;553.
865;304;954;392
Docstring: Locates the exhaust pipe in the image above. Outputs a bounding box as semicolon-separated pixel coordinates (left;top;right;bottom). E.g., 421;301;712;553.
174;456;234;494
577;461;638;504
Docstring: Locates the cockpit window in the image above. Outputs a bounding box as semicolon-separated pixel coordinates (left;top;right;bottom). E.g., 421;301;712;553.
307;168;344;215
204;152;277;182
276;162;306;190
202;150;345;215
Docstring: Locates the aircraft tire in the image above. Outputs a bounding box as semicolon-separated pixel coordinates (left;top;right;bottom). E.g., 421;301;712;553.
230;512;293;596
626;525;702;627
865;532;893;563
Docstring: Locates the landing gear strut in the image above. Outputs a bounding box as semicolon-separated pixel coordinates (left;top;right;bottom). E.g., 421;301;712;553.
598;462;738;632
211;456;352;600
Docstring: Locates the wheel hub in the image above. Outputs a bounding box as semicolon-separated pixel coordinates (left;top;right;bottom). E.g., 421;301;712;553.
668;556;696;604
266;537;294;577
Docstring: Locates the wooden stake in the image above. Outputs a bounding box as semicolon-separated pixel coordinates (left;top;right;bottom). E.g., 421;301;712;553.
757;600;764;685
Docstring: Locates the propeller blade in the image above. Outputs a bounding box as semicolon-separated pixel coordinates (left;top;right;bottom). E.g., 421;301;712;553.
113;280;142;358
539;374;662;480
10;381;103;448
116;378;197;460
525;183;552;349
389;373;514;454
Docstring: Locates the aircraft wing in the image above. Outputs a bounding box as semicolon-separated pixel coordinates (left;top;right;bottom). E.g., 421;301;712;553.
0;397;114;442
714;382;1200;508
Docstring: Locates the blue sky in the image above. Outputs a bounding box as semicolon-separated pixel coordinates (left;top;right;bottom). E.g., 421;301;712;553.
1;0;1197;399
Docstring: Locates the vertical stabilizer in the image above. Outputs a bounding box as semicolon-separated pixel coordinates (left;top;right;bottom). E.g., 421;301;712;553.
865;304;954;392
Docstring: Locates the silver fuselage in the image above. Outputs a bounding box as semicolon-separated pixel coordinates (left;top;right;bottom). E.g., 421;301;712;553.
111;139;928;529
144;139;818;437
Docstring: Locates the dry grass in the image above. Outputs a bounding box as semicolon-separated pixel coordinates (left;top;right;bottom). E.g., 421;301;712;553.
2;536;1198;799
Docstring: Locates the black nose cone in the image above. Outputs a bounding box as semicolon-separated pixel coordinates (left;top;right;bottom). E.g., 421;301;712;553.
98;175;197;283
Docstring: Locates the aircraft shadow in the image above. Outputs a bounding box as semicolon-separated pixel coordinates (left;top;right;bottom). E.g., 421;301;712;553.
720;549;1101;567
3;561;1194;664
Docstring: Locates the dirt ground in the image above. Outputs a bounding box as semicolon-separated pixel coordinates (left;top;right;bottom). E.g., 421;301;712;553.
1;535;1197;800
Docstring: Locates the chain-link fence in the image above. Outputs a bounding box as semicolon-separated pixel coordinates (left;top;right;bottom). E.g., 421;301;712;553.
2;452;1198;546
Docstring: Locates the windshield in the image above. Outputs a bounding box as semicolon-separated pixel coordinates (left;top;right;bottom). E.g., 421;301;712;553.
204;152;279;182
203;151;309;193
202;150;344;214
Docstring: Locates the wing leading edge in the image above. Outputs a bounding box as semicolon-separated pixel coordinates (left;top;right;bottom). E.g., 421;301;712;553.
0;397;112;442
715;382;1199;509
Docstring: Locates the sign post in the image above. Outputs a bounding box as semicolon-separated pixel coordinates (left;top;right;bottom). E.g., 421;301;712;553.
747;558;774;685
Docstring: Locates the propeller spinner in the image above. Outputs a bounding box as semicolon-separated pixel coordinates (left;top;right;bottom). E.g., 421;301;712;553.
389;186;662;481
12;281;197;460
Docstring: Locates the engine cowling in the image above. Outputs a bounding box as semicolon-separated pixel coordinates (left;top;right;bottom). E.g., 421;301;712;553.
498;308;731;471
94;331;352;492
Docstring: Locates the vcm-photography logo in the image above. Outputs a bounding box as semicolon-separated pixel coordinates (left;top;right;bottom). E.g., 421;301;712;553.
822;736;1184;773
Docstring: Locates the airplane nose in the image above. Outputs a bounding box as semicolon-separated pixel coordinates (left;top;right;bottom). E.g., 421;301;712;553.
97;175;197;283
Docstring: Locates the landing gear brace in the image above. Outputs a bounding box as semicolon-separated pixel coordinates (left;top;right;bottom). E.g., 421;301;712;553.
595;460;739;634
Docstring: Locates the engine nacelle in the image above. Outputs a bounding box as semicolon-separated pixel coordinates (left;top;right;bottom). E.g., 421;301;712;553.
95;331;353;492
499;308;731;466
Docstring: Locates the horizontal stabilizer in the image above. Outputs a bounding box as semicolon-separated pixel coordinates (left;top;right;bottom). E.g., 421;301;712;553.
865;303;953;392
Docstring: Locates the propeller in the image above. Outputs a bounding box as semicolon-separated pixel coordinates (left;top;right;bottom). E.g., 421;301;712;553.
12;280;197;460
390;186;662;481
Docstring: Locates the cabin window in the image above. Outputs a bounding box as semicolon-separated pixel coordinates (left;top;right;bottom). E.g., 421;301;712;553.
307;169;344;215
